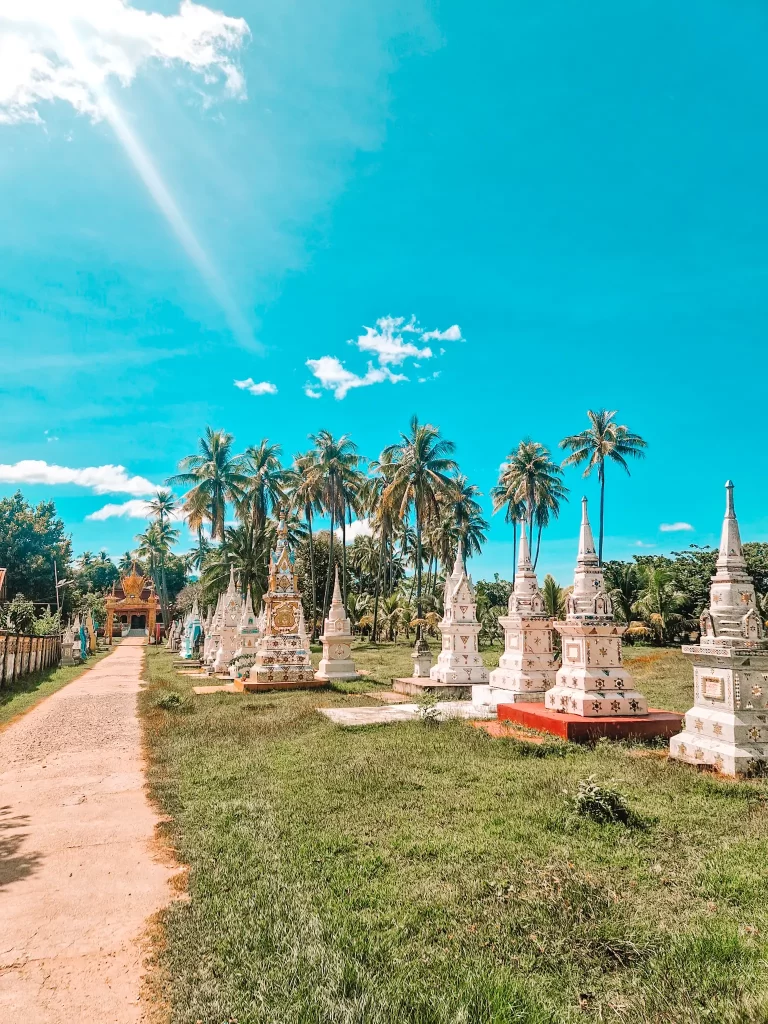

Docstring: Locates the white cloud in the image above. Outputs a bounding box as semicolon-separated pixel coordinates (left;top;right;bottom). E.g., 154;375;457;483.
353;316;432;366
234;377;278;396
44;430;59;442
634;540;656;548
660;522;694;532
417;370;441;383
336;518;372;543
421;324;462;342
304;387;322;399
305;356;406;400
87;498;184;521
0;459;156;496
0;0;250;126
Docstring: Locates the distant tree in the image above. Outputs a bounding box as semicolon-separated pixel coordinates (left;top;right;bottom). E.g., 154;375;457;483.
73;551;119;595
0;491;72;602
174;582;203;616
603;562;641;624
169;427;248;540
33;608;61;636
476;574;512;611
4;593;36;634
542;575;566;620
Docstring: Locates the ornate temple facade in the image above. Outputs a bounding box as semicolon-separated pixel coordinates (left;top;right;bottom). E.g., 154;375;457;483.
229;588;262;680
212;565;243;673
545;498;648;717
670;482;768;775
474;523;558;708
430;545;489;684
239;516;318;690
105;564;160;644
316;569;358;681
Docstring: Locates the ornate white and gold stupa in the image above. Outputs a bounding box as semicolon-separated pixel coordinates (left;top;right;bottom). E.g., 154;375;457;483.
239;515;318;690
670;482;768;775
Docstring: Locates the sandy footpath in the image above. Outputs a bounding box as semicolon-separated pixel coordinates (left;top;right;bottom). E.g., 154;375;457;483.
0;638;173;1022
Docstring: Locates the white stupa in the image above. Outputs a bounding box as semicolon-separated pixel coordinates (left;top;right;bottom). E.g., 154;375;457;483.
670;482;768;775
229;588;262;680
473;522;558;709
545;497;647;717
316;569;358;681
430;544;489;684
203;593;223;667
212;564;243;674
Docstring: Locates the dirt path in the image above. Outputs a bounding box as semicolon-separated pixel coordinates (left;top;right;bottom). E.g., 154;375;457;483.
0;639;173;1022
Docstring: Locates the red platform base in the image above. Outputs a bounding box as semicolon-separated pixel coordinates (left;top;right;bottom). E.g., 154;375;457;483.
496;702;683;742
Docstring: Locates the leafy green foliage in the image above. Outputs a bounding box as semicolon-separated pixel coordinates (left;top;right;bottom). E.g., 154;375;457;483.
571;776;639;826
0;491;71;602
3;592;36;634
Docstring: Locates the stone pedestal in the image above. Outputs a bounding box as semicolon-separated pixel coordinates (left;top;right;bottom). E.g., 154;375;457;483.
241;515;319;690
412;638;433;677
670;482;768;775
316;569;358;681
475;524;558;709
61;623;76;666
544;498;647;718
430;545;489;684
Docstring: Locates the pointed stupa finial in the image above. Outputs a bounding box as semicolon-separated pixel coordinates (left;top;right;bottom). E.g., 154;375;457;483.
517;520;533;571
452;541;464;577
228;561;236;589
717;479;746;572
577;497;598;565
332;566;342;606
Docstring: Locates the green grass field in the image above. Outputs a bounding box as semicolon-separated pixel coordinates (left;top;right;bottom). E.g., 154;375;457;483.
141;642;768;1024
0;643;115;728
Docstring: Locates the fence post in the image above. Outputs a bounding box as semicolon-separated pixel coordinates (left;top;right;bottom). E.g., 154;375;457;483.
0;635;6;689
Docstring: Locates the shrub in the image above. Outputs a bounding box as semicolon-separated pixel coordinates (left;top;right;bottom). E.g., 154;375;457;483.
572;775;640;826
153;690;192;712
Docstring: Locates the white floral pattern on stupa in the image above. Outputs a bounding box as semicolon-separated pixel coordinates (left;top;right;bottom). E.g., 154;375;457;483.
212;565;243;673
245;515;316;686
430;544;489;684
670;482;768;775
316;568;358;680
545;497;647;717
473;523;558;708
229;587;262;679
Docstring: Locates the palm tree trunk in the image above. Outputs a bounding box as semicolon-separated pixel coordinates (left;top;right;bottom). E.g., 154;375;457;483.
415;503;423;640
307;507;317;640
372;535;384;644
598;462;606;564
512;519;517;584
322;480;335;626
341;504;348;613
533;523;543;570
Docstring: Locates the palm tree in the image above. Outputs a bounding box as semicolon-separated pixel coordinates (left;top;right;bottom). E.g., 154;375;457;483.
168;427;248;540
118;551;134;574
309;430;362;623
542;574;567;619
494;440;568;572
444;475;488;564
635;565;692;644
286;451;324;639
240;440;285;535
146;489;178;630
560;410;647;564
604;563;640;625
381;417;458;637
202;523;269;607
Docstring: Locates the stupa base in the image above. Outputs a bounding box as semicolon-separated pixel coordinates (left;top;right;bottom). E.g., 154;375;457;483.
472;683;546;710
393;677;472;700
544;685;648;717
669;731;768;777
236;670;325;693
497;702;682;742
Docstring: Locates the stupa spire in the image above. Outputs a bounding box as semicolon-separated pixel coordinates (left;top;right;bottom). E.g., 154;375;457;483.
517;521;533;573
577;497;598;566
717;480;746;574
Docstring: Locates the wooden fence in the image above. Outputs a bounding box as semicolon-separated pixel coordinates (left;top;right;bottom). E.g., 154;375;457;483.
0;633;62;688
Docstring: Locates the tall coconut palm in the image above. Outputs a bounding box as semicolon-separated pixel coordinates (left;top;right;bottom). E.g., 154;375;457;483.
168;427;248;541
146;489;178;630
443;475;488;565
309;430;362;623
495;440;568;572
381;417;458;637
286;451;324;638
560;410;647;564
491;479;526;585
118;551;134;574
240;440;285;535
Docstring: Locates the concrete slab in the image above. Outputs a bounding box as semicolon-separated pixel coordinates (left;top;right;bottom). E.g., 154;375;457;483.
365;690;412;704
497;702;683;742
392;676;473;700
192;684;237;695
318;701;495;727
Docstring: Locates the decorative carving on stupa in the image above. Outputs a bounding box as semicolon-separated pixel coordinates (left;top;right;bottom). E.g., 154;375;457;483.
203;592;224;667
430;544;489;684
212;565;243;673
316;568;358;681
229;587;262;679
474;523;558;708
545;497;648;717
670;482;768;775
241;514;316;688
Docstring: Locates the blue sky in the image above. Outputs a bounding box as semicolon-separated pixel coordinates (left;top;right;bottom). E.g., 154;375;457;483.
1;0;766;584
